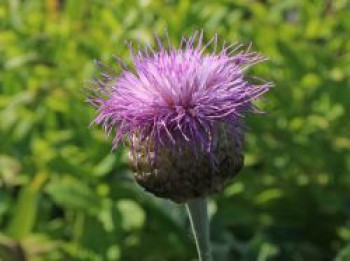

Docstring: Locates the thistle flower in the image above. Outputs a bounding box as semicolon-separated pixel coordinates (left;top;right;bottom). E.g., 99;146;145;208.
88;32;272;203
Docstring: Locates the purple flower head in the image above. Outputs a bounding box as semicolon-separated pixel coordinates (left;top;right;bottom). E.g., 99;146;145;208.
89;31;271;167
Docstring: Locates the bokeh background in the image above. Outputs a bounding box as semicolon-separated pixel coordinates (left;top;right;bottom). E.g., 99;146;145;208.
0;0;349;260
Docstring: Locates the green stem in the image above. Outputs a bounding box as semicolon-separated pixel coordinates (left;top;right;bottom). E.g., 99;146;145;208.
186;198;213;261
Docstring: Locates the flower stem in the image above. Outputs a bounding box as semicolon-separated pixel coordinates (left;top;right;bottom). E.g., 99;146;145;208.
186;198;213;261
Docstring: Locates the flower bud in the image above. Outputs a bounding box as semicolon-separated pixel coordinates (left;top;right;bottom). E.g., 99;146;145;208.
131;124;244;203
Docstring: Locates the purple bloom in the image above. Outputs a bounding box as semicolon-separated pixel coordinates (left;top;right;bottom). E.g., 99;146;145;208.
89;31;271;166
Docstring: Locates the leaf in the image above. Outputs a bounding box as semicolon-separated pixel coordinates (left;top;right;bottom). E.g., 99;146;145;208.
116;200;145;231
45;177;100;213
335;244;350;261
7;172;48;240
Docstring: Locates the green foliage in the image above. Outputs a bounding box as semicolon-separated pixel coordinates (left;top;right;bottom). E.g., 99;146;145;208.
0;0;349;260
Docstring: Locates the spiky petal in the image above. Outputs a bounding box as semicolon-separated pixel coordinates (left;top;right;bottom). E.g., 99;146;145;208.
89;32;271;160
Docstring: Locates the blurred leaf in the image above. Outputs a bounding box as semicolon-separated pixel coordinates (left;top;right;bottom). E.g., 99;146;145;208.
335;244;350;261
116;199;145;231
46;177;100;213
7;172;48;240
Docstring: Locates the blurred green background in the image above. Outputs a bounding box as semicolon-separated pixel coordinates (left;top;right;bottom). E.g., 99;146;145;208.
0;0;349;260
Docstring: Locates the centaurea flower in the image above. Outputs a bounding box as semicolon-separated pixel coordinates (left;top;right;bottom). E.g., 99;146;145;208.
88;32;272;203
